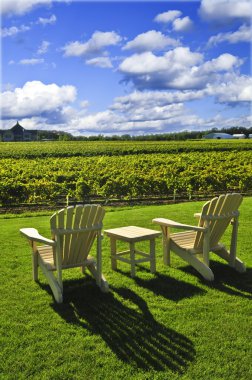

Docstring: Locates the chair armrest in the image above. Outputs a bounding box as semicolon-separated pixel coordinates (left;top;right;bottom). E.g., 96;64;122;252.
152;218;206;232
20;228;56;246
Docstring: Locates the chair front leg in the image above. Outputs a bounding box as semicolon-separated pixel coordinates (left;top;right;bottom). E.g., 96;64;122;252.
162;226;171;266
31;241;39;281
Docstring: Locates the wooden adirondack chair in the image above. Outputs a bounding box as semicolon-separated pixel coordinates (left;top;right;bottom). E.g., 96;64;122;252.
20;204;109;303
153;193;246;281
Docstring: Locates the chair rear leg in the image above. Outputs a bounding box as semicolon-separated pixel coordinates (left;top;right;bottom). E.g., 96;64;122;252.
213;247;246;273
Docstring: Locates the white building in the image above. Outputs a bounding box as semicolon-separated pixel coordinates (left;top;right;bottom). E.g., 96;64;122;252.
232;134;246;139
204;133;234;139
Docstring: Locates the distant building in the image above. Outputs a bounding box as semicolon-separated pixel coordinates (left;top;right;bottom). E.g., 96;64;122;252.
232;134;246;139
0;121;38;142
204;132;234;139
249;134;252;139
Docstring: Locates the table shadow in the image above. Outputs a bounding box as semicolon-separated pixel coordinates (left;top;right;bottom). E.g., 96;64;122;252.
116;269;205;301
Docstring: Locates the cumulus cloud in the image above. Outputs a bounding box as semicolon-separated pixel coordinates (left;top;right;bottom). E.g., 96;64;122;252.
0;0;51;15
37;40;50;54
199;0;251;23
172;17;193;32
0;24;30;37
85;56;113;68
122;30;179;52
207;24;252;46
154;10;182;24
0;0;68;16
37;14;56;25
119;48;242;91
207;75;252;104
62;31;122;57
1;81;76;119
154;10;193;32
19;58;45;65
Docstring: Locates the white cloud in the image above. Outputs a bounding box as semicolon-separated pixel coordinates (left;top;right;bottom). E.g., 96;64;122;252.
85;56;113;68
1;81;76;119
207;24;252;46
37;14;56;25
199;53;242;73
172;17;193;32
122;30;179;52
37;40;50;54
154;10;182;23
80;100;89;108
119;48;242;91
207;75;252;103
62;31;122;57
0;0;51;15
199;0;251;23
0;24;30;37
0;0;68;16
19;58;45;65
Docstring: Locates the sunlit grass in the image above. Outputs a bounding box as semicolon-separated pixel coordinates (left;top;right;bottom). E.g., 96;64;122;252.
0;199;251;379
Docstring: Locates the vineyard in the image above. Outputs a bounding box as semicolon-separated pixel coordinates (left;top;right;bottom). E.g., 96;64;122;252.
1;140;252;207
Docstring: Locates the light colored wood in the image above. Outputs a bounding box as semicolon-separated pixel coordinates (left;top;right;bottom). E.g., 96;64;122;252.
130;242;136;277
105;226;161;277
110;237;117;270
153;193;245;281
20;204;108;303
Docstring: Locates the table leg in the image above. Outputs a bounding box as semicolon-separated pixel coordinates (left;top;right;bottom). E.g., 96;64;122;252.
130;242;136;277
150;238;156;273
110;237;117;270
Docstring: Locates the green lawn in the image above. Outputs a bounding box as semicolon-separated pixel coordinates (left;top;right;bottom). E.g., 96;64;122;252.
1;199;251;380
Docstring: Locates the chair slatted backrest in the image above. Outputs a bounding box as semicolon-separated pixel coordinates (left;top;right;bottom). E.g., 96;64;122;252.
194;194;243;250
50;205;105;267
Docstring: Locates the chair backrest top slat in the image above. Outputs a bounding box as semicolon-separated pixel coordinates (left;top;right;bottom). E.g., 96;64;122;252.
194;193;242;250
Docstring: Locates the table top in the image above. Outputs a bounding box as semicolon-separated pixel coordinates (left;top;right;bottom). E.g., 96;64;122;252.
104;226;161;242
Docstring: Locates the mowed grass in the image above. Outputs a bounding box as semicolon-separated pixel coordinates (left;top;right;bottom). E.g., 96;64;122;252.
0;199;251;380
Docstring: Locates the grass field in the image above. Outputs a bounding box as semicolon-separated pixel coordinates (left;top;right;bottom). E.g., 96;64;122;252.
0;199;251;379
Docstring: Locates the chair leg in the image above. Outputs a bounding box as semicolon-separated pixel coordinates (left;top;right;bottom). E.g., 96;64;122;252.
38;259;63;303
32;250;39;281
213;247;246;273
162;226;171;266
173;245;214;281
87;263;109;292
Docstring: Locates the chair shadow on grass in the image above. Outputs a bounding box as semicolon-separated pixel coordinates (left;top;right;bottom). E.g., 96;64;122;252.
116;268;206;301
180;260;252;299
50;280;196;373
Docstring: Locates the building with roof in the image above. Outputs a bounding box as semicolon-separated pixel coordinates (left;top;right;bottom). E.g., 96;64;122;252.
204;132;234;139
232;134;246;139
0;122;38;142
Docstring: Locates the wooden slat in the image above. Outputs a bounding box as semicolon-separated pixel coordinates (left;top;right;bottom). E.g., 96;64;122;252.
62;206;74;265
69;205;89;262
74;205;92;263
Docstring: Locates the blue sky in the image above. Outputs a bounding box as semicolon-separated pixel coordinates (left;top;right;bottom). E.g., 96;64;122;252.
1;0;251;136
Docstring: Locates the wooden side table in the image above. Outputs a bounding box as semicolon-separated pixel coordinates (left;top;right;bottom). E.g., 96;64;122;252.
104;226;161;277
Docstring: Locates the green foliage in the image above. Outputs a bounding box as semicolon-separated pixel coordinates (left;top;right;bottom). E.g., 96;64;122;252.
0;141;252;205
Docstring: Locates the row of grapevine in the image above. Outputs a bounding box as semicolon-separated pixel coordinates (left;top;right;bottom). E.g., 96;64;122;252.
0;139;252;158
1;151;251;205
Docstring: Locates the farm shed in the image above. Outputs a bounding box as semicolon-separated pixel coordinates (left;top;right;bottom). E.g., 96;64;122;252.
232;134;246;139
204;133;234;139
